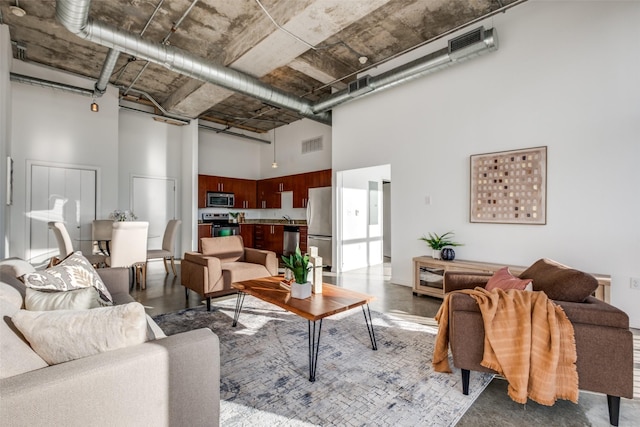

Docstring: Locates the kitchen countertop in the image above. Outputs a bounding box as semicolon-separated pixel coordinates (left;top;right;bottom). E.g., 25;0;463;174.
241;220;307;226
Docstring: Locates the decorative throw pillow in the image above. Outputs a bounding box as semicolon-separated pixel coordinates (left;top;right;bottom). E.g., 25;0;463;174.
25;287;102;311
21;252;113;306
11;302;148;365
485;267;533;291
519;258;598;302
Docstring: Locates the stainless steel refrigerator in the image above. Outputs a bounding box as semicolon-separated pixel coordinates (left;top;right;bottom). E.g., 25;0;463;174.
306;186;332;267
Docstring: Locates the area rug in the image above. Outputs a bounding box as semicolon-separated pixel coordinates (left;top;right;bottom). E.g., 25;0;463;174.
153;296;494;426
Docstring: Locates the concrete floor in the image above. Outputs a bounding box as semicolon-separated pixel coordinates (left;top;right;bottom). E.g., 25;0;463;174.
134;260;640;426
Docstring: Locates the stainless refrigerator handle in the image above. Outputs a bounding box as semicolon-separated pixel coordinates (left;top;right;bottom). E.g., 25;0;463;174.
306;196;311;223
309;236;331;241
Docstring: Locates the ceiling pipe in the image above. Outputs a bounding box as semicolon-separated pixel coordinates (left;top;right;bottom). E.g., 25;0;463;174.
10;72;94;97
312;28;498;113
55;0;332;126
94;48;120;95
199;124;271;144
55;0;499;128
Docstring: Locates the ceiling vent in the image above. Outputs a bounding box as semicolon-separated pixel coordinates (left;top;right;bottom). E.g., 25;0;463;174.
302;136;323;154
347;75;373;97
448;27;486;60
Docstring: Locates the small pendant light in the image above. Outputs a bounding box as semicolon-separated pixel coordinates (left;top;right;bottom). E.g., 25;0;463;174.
271;124;278;168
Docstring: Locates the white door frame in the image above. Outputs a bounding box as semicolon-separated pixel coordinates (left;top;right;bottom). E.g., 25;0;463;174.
25;160;101;262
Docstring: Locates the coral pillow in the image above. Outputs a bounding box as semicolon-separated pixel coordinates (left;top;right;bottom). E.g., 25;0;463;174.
485;267;533;291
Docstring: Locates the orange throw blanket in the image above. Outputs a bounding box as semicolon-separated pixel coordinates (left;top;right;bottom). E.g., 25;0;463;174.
433;287;578;406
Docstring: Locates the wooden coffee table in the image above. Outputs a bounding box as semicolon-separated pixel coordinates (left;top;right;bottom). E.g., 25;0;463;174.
231;276;377;382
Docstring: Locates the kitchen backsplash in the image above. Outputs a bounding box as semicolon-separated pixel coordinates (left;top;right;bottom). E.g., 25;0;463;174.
198;191;306;222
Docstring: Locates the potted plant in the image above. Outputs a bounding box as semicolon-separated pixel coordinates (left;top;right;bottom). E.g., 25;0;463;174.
419;231;463;260
281;246;312;299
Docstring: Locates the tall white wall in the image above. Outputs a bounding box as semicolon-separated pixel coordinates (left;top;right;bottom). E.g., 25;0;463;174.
0;25;11;258
198;125;263;179
260;119;332;178
8;61;119;260
332;1;640;327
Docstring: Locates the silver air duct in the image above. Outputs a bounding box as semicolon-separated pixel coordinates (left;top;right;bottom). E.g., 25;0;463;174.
55;0;498;126
55;0;331;125
312;27;497;113
94;48;120;95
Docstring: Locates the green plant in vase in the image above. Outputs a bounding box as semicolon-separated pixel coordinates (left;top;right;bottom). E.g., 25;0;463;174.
419;231;463;260
281;246;313;299
281;246;311;284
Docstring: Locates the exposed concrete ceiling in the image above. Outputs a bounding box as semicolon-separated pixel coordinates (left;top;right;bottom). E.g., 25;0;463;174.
0;0;523;133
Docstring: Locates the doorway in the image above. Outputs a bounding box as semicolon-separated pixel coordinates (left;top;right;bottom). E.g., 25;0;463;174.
28;162;97;264
131;175;177;251
336;164;391;275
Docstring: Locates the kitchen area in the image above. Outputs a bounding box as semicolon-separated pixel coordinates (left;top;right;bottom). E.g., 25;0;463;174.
197;169;332;267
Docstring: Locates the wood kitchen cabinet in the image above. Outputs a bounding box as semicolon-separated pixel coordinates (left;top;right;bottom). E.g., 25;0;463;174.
198;174;256;208
291;169;332;208
256;178;282;209
299;226;308;253
197;223;212;251
253;224;284;256
239;224;255;248
232;179;257;209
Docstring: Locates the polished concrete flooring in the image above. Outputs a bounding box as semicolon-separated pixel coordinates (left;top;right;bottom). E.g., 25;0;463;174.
134;260;640;426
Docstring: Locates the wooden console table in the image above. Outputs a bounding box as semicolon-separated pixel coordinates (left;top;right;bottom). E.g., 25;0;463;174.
412;256;611;303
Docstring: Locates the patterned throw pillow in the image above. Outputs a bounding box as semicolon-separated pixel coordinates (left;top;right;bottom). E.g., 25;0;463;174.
485;267;533;291
22;252;113;306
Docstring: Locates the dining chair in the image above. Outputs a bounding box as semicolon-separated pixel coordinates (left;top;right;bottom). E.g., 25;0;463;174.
106;221;149;289
92;220;114;255
146;219;181;276
47;221;106;267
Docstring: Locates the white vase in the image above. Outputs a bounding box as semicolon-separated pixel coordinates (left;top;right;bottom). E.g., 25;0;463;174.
291;281;312;299
432;249;442;260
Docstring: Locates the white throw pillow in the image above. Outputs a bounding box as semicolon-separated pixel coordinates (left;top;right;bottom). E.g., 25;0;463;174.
12;302;148;365
25;287;101;311
22;252;113;306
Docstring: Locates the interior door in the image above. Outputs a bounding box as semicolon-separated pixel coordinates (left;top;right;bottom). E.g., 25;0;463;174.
132;176;177;250
29;164;96;263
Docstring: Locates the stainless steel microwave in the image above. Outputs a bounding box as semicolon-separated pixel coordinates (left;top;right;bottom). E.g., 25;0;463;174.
206;192;235;208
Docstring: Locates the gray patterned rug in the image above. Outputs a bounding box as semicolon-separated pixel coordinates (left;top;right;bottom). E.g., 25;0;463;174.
153;296;494;426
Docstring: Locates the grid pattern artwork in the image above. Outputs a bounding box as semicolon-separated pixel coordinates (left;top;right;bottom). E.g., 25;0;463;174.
470;146;547;224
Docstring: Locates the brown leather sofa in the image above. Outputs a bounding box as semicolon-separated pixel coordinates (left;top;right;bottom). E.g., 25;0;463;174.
443;258;633;426
181;235;278;310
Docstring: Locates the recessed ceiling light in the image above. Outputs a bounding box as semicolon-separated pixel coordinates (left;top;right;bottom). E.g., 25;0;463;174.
10;5;26;17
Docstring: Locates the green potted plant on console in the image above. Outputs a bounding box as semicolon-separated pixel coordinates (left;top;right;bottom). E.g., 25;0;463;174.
420;231;463;260
282;246;312;299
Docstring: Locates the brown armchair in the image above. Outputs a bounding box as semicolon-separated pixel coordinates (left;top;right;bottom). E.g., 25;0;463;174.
181;235;278;310
442;259;633;426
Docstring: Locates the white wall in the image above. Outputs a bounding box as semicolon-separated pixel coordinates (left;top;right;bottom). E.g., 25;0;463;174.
332;1;640;327
260;119;332;178
0;25;11;258
8;61;119;260
198;125;263;179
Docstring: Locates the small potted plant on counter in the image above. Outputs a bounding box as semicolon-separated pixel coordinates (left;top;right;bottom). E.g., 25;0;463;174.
281;246;312;299
419;231;463;260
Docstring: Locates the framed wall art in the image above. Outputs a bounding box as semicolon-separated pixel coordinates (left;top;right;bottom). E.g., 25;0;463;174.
470;146;547;225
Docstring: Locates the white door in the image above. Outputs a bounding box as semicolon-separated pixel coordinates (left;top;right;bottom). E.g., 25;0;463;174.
29;164;96;263
132;176;177;250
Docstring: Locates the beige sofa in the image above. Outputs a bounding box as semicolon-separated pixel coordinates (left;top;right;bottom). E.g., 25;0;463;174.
0;258;220;427
182;235;278;310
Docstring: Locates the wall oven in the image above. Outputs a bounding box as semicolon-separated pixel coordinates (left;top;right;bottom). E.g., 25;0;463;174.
206;192;235;208
202;213;239;237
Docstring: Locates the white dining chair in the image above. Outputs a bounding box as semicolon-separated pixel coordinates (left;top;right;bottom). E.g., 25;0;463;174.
147;219;181;276
106;221;149;289
47;221;106;267
92;219;113;255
